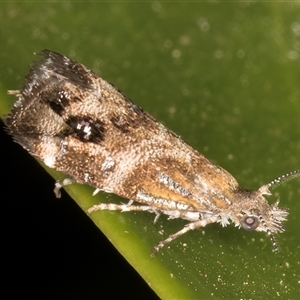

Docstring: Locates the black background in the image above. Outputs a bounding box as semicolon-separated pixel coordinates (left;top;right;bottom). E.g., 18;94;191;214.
1;121;159;299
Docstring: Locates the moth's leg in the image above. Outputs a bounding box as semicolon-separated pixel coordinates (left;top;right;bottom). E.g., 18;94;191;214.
54;178;76;198
87;203;160;214
92;188;101;196
153;213;161;224
88;203;161;229
151;217;218;257
126;199;134;206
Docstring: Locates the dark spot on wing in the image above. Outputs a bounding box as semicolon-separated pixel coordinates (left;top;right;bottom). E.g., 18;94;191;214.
41;88;81;116
66;115;106;143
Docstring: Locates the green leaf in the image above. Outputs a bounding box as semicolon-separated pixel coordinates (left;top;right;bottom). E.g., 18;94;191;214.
2;2;300;299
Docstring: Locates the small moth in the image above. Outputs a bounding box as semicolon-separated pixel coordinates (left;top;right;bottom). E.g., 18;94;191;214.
5;50;300;256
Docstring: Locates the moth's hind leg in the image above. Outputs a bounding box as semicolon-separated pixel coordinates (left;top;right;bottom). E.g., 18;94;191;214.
88;202;161;227
87;203;160;214
54;178;102;198
54;178;76;198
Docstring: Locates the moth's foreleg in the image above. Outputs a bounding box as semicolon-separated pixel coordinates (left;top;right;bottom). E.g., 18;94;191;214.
151;217;217;257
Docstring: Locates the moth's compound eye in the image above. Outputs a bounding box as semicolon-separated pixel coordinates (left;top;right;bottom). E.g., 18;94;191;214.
240;215;259;231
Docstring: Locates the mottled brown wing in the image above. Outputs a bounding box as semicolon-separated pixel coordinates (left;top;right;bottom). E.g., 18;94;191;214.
6;50;238;212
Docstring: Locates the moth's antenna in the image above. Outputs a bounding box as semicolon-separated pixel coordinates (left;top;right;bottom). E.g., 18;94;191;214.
258;215;278;253
266;170;300;190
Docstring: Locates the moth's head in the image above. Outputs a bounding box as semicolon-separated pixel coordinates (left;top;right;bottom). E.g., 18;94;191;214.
240;184;288;231
230;185;287;252
232;170;300;252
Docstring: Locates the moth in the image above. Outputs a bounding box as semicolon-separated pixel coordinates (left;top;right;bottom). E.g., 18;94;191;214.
5;50;299;256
